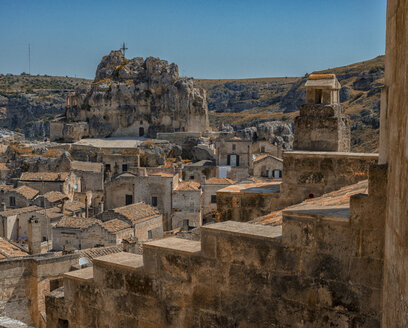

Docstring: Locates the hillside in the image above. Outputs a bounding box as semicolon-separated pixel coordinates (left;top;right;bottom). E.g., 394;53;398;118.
0;56;384;152
196;55;384;152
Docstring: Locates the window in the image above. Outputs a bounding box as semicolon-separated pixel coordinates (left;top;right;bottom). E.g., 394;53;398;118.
190;175;194;180
261;146;265;153
148;230;152;239
122;164;128;172
139;127;144;137
151;196;158;207
105;164;111;172
211;195;217;203
9;196;15;207
125;194;133;205
57;319;69;328
227;154;239;167
232;144;236;151
42;237;47;242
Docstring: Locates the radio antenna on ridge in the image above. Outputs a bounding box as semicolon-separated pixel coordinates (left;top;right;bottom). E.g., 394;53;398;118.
121;42;128;57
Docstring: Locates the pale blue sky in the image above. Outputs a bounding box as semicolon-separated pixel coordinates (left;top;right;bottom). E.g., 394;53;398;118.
0;0;387;79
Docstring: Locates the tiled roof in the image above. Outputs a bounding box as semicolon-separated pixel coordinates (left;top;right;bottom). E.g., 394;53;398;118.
218;182;281;194
0;238;28;258
101;219;131;233
113;202;160;224
20;172;70;182
79;245;123;263
0;163;9;170
56;216;99;229
254;154;283;163
71;161;103;173
0;205;42;217
15;185;39;200
175;181;201;191
205;178;236;185
64;201;85;213
251;180;369;226
42;191;69;203
0;185;14;191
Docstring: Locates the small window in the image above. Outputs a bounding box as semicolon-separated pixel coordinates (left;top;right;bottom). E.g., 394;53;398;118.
122;164;128;172
261;146;265;153
125;194;133;205
57;319;69;328
105;164;111;172
140;120;143;125
232;144;236;151
151;196;158;207
42;236;47;242
40;198;45;207
190;175;194;180
9;196;15;207
211;195;217;203
148;230;152;239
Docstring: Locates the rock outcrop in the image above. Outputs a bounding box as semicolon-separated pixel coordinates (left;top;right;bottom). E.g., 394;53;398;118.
51;51;209;141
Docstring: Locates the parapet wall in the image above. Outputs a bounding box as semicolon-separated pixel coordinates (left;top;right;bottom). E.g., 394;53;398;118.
0;253;78;328
281;151;378;205
46;165;386;327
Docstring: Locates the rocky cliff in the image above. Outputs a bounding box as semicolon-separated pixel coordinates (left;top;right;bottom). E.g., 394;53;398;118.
57;50;209;141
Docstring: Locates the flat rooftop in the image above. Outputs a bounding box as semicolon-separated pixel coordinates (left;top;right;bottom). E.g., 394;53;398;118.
73;137;168;149
217;182;281;194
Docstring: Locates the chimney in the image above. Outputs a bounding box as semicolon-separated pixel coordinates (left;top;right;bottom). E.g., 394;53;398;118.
61;199;66;214
99;201;104;214
28;216;42;254
1;202;6;211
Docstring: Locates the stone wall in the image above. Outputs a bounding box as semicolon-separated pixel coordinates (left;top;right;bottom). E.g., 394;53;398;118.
171;189;202;229
281;151;378;205
381;0;408;325
0;253;78;328
45;165;386;327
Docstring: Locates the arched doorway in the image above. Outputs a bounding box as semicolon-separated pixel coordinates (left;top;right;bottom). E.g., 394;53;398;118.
139;127;144;137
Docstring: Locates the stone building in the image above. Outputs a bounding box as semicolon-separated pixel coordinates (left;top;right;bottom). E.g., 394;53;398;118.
50;51;209;142
70;161;104;192
32;191;69;209
182;160;216;183
0;162;10;183
252;140;282;157
99;202;163;241
96;152;140;179
17;172;81;198
52;216;133;251
104;172;177;230
0;185;39;209
171;181;202;229
0;206;50;242
216;136;252;180
252;154;283;179
202;177;236;216
293;74;350;152
216;181;281;222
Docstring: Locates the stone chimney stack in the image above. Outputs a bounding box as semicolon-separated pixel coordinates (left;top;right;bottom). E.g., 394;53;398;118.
293;74;350;152
28;217;42;254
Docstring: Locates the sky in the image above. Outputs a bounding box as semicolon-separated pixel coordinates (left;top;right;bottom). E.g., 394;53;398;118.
0;0;387;79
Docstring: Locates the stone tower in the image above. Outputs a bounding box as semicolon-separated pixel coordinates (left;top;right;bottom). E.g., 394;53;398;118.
293;74;350;152
28;216;42;254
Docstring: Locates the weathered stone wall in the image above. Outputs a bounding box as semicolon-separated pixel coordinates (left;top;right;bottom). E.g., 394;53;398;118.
0;253;78;328
216;190;281;222
253;156;283;178
171;189;202;229
202;183;231;215
46;166;386;327
293;104;350;152
382;0;408;326
216;139;252;169
281;151;378;205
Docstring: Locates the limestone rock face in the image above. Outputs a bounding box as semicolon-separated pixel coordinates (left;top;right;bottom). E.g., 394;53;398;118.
62;51;209;140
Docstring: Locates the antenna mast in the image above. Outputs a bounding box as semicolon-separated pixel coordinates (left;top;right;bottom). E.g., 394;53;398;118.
28;44;31;75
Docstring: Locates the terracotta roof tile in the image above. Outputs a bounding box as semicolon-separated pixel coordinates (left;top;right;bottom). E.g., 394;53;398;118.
101;219;131;233
64;201;85;213
79;245;123;263
0;205;42;217
56;216;99;229
42;191;69;203
15;185;39;200
254;154;283;163
20;172;70;182
113;202;160;224
205;178;236;185
150;172;174;178
0;163;9;170
251;180;368;226
0;238;28;258
175;181;201;191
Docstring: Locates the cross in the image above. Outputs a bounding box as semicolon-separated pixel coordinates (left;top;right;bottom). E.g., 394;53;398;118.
121;42;128;57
